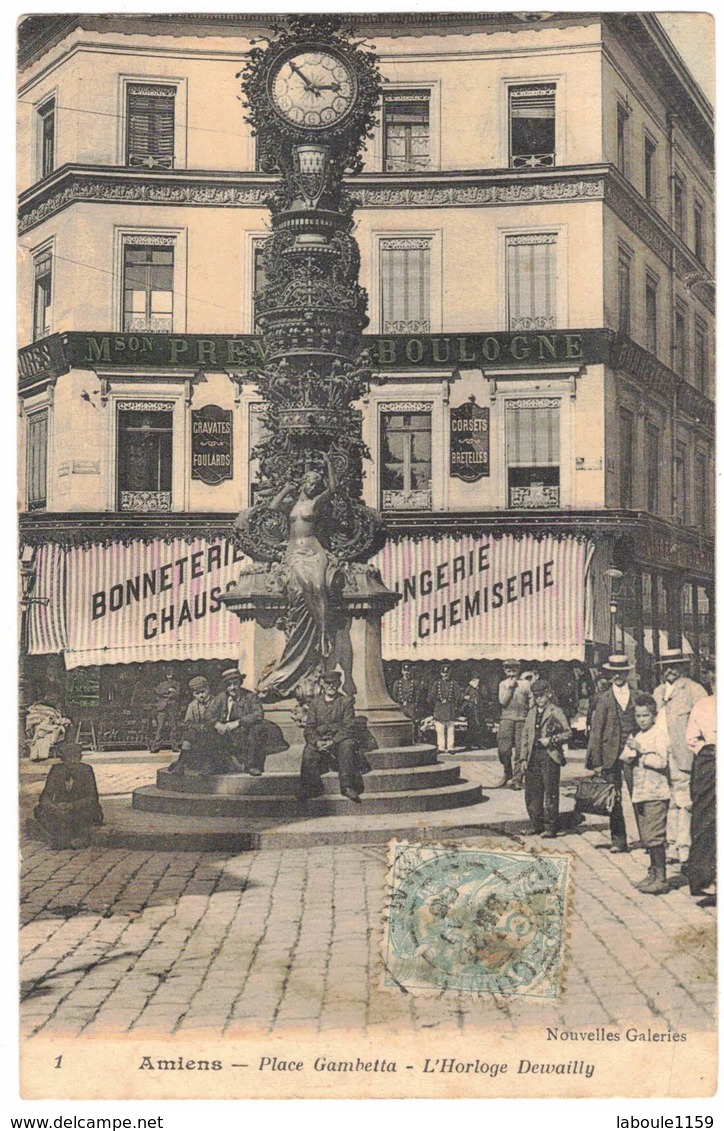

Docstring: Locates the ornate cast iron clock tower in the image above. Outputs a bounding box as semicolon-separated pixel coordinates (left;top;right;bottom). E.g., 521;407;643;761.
223;16;412;744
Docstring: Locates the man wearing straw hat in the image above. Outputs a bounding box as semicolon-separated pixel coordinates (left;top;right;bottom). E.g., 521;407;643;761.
205;665;266;775
653;648;707;872
586;654;639;852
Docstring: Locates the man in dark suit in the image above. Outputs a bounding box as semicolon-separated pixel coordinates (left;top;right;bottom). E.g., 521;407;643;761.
392;662;422;738
205;666;266;775
586;654;638;852
34;739;104;848
299;671;367;803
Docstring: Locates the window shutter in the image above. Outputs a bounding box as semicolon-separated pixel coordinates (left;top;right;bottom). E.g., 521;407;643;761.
506;234;556;331
380;237;431;334
127;84;175;168
27;410;48;509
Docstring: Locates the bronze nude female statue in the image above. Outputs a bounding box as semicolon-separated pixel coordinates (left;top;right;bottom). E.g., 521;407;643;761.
258;453;343;698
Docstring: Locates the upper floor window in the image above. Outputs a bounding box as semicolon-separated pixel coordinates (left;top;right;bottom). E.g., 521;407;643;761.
673;175;686;240
675;442;689;525
693;198;705;263
694;320;709;394
116;401;173;511
26;409;49;511
695;452;709;528
379;404;432;511
645;422;660;514
383;90;431;173
123;241;173;333
619;408;635;509
617;246;632;336
33;249;52;341
126;83;175;169
506;397;560;509
645;274;658;356
506;233;556;332
379;237;431;334
616;103;628;174
644;135;656;203
509;84;555;169
674;303;688;377
37;98;55;179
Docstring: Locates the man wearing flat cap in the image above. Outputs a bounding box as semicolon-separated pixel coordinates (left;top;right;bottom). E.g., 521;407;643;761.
205;666;266;775
587;654;639;852
653;648;707;871
497;659;533;788
299;671;368;803
168;675;214;775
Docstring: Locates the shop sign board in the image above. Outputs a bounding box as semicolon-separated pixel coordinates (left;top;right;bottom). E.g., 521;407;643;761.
450;400;489;481
191;405;233;485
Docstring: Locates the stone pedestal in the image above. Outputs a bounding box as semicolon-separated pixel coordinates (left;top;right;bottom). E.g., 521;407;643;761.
220;566;414;748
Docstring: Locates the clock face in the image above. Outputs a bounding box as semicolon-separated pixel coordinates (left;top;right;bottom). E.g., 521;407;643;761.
270;50;357;129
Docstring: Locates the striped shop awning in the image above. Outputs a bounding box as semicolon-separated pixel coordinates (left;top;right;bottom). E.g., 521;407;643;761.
25;543;68;655
373;533;590;661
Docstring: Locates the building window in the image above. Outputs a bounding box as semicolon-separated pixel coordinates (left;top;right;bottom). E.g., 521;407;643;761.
379;404;432;510
32;249;52;341
674;304;688;378
675;442;689;524
26;409;49;511
379;237;431;334
694;320;709;394
117;401;174;511
645;423;659;514
673;175;686;239
619;408;634;509
383;90;431;173
506;234;556;331
693;199;705;262
37;98;55;179
252;237;269;332
617;247;632;336
695;452;709;528
506;397;560;509
645;274;658;356
123;242;174;332
644;135;656;203
126;83;175;169
616;103;628;174
509;84;555;169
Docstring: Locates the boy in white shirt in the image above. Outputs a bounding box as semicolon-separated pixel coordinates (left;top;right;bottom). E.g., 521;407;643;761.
620;693;671;896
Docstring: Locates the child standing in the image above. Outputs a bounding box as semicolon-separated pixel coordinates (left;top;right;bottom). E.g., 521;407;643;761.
520;680;571;839
620;693;671;895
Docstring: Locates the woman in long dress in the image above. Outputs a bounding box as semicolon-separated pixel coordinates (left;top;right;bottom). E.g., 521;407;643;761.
258;454;342;699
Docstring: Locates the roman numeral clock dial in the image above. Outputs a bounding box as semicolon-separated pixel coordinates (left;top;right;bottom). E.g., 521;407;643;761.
270;50;357;129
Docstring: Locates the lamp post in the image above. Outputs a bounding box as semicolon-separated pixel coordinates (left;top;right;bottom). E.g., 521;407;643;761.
19;546;49;755
604;567;624;653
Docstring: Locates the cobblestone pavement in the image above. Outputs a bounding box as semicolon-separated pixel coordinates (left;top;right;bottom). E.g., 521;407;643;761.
20;757;716;1039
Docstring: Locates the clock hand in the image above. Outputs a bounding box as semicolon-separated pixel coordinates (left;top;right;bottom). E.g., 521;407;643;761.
288;61;320;94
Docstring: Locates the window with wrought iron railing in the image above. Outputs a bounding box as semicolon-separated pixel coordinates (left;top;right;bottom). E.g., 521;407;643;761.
506;397;560;509
509;84;555;169
123;243;173;333
116;402;173;511
506;233;556;332
379;404;432;510
126;83;175;169
383;90;431;173
379;237;431;334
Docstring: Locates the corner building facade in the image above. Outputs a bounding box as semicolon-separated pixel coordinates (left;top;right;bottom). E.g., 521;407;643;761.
18;13;714;734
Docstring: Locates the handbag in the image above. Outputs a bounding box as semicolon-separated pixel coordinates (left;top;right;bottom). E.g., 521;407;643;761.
574;775;618;816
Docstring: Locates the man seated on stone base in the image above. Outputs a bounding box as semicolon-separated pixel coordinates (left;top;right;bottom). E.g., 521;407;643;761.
168;675;214;775
205;667;266;775
34;739;104;849
298;671;370;804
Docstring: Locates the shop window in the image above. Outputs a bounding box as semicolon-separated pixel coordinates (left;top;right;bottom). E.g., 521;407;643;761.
26;409;48;511
697;586;712;658
126;83;175;169
380;237;431;334
506;233;556;331
116;401;174;511
32;248;52;341
643;134;656;203
509;84;555;169
675;442;689;525
693;199;705;263
379;404;432;510
674;303;688;378
645;274;658;356
123;242;173;333
673;174;686;240
37;98;55;180
619;408;634;509
694;320;709;394
645;422;659;514
506;397;560;509
616;103;628;174
383;90;431;173
617;247;632;336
